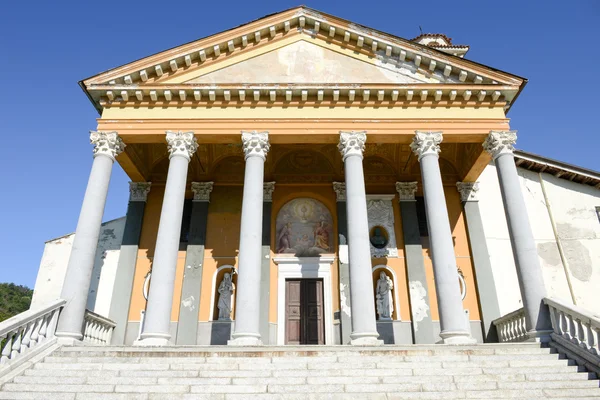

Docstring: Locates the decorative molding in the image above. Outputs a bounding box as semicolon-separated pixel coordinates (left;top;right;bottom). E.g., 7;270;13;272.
191;182;214;202
165;131;198;161
483;130;517;160
366;197;399;258
241;131;270;160
338;131;367;160
332;182;346;202
395;182;418;202
410;131;442;160
263;182;275;202
90;131;125;161
456;181;479;202
129;182;152;202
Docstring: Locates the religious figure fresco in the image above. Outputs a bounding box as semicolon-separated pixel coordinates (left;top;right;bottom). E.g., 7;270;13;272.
276;198;333;257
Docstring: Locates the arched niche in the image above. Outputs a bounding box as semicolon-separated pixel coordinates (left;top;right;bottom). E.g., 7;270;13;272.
372;265;401;321
210;265;237;321
275;197;334;257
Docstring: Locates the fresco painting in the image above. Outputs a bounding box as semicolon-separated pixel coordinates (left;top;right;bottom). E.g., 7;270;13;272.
276;198;334;257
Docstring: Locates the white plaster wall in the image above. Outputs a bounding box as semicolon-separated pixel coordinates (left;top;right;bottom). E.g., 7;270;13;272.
479;163;600;316
31;217;125;317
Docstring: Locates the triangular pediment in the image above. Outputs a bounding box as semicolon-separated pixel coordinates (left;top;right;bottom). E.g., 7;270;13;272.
82;6;525;112
182;40;454;85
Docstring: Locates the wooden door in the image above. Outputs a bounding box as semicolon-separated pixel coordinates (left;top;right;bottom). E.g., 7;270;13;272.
285;279;325;345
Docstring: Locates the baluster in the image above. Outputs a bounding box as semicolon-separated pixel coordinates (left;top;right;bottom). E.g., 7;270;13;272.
38;314;49;343
1;332;15;364
20;322;34;354
10;328;23;359
106;325;113;345
569;316;579;344
576;319;586;348
590;326;600;356
92;322;99;344
30;317;43;347
509;319;516;342
548;305;559;334
47;308;60;338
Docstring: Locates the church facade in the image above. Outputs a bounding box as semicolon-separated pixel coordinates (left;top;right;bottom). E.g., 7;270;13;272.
33;7;600;347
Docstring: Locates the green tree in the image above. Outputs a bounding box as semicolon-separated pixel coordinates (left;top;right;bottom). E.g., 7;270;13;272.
0;283;33;323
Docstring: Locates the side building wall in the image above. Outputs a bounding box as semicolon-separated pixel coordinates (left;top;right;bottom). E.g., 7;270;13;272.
478;164;600;315
31;217;126;317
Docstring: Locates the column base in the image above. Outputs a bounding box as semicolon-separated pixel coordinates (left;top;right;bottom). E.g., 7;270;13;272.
228;332;263;346
134;332;171;347
350;332;383;346
439;330;477;344
526;329;553;344
54;331;83;343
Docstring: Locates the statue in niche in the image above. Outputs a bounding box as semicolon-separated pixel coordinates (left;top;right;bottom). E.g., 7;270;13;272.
370;227;388;249
375;271;394;320
217;273;235;321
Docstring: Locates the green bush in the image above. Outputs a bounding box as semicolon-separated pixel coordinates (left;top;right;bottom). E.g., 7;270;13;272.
0;283;33;323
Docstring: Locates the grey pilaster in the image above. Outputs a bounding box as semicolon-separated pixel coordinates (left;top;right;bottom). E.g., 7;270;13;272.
411;131;474;344
333;182;352;345
456;182;501;342
137;131;198;346
483;131;552;341
259;182;275;344
56;131;124;341
338;131;382;346
109;182;151;345
175;182;213;345
395;182;435;344
229;131;270;346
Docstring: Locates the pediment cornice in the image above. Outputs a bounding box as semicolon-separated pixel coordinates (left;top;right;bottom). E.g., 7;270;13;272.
81;7;525;113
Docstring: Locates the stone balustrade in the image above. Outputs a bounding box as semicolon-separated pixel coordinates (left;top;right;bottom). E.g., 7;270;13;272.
83;310;116;345
493;307;527;343
0;299;64;368
545;297;600;373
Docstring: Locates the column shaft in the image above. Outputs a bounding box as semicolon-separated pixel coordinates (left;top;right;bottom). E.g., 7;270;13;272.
344;155;381;345
230;155;265;345
335;198;352;345
109;184;149;345
139;155;189;344
176;196;210;345
56;154;115;339
397;192;435;344
496;154;551;335
420;154;471;342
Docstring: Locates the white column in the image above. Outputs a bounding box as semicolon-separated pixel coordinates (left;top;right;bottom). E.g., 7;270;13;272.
338;131;382;346
411;131;474;344
483;131;552;341
229;131;270;346
137;131;197;346
56;131;124;341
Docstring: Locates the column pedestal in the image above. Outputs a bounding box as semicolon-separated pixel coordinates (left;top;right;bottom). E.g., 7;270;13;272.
56;131;124;340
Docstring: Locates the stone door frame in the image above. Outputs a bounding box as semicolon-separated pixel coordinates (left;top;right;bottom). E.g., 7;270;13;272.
274;256;335;345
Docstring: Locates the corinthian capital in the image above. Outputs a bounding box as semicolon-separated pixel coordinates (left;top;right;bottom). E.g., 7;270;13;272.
129;182;152;202
263;182;275;202
410;131;442;160
338;131;366;160
241;131;270;160
166;131;198;161
483;130;517;160
332;182;346;202
191;182;214;202
395;182;418;202
456;182;479;202
90;131;125;161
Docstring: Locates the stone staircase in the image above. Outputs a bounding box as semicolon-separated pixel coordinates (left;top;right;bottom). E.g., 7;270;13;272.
0;343;599;399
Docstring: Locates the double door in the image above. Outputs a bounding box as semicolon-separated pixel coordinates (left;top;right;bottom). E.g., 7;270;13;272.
285;279;325;345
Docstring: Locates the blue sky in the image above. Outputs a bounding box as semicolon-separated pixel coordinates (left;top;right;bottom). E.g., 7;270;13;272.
0;1;598;288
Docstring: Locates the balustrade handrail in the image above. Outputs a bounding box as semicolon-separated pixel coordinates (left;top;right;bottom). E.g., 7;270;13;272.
492;307;525;327
0;299;65;337
83;310;116;328
544;297;600;330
